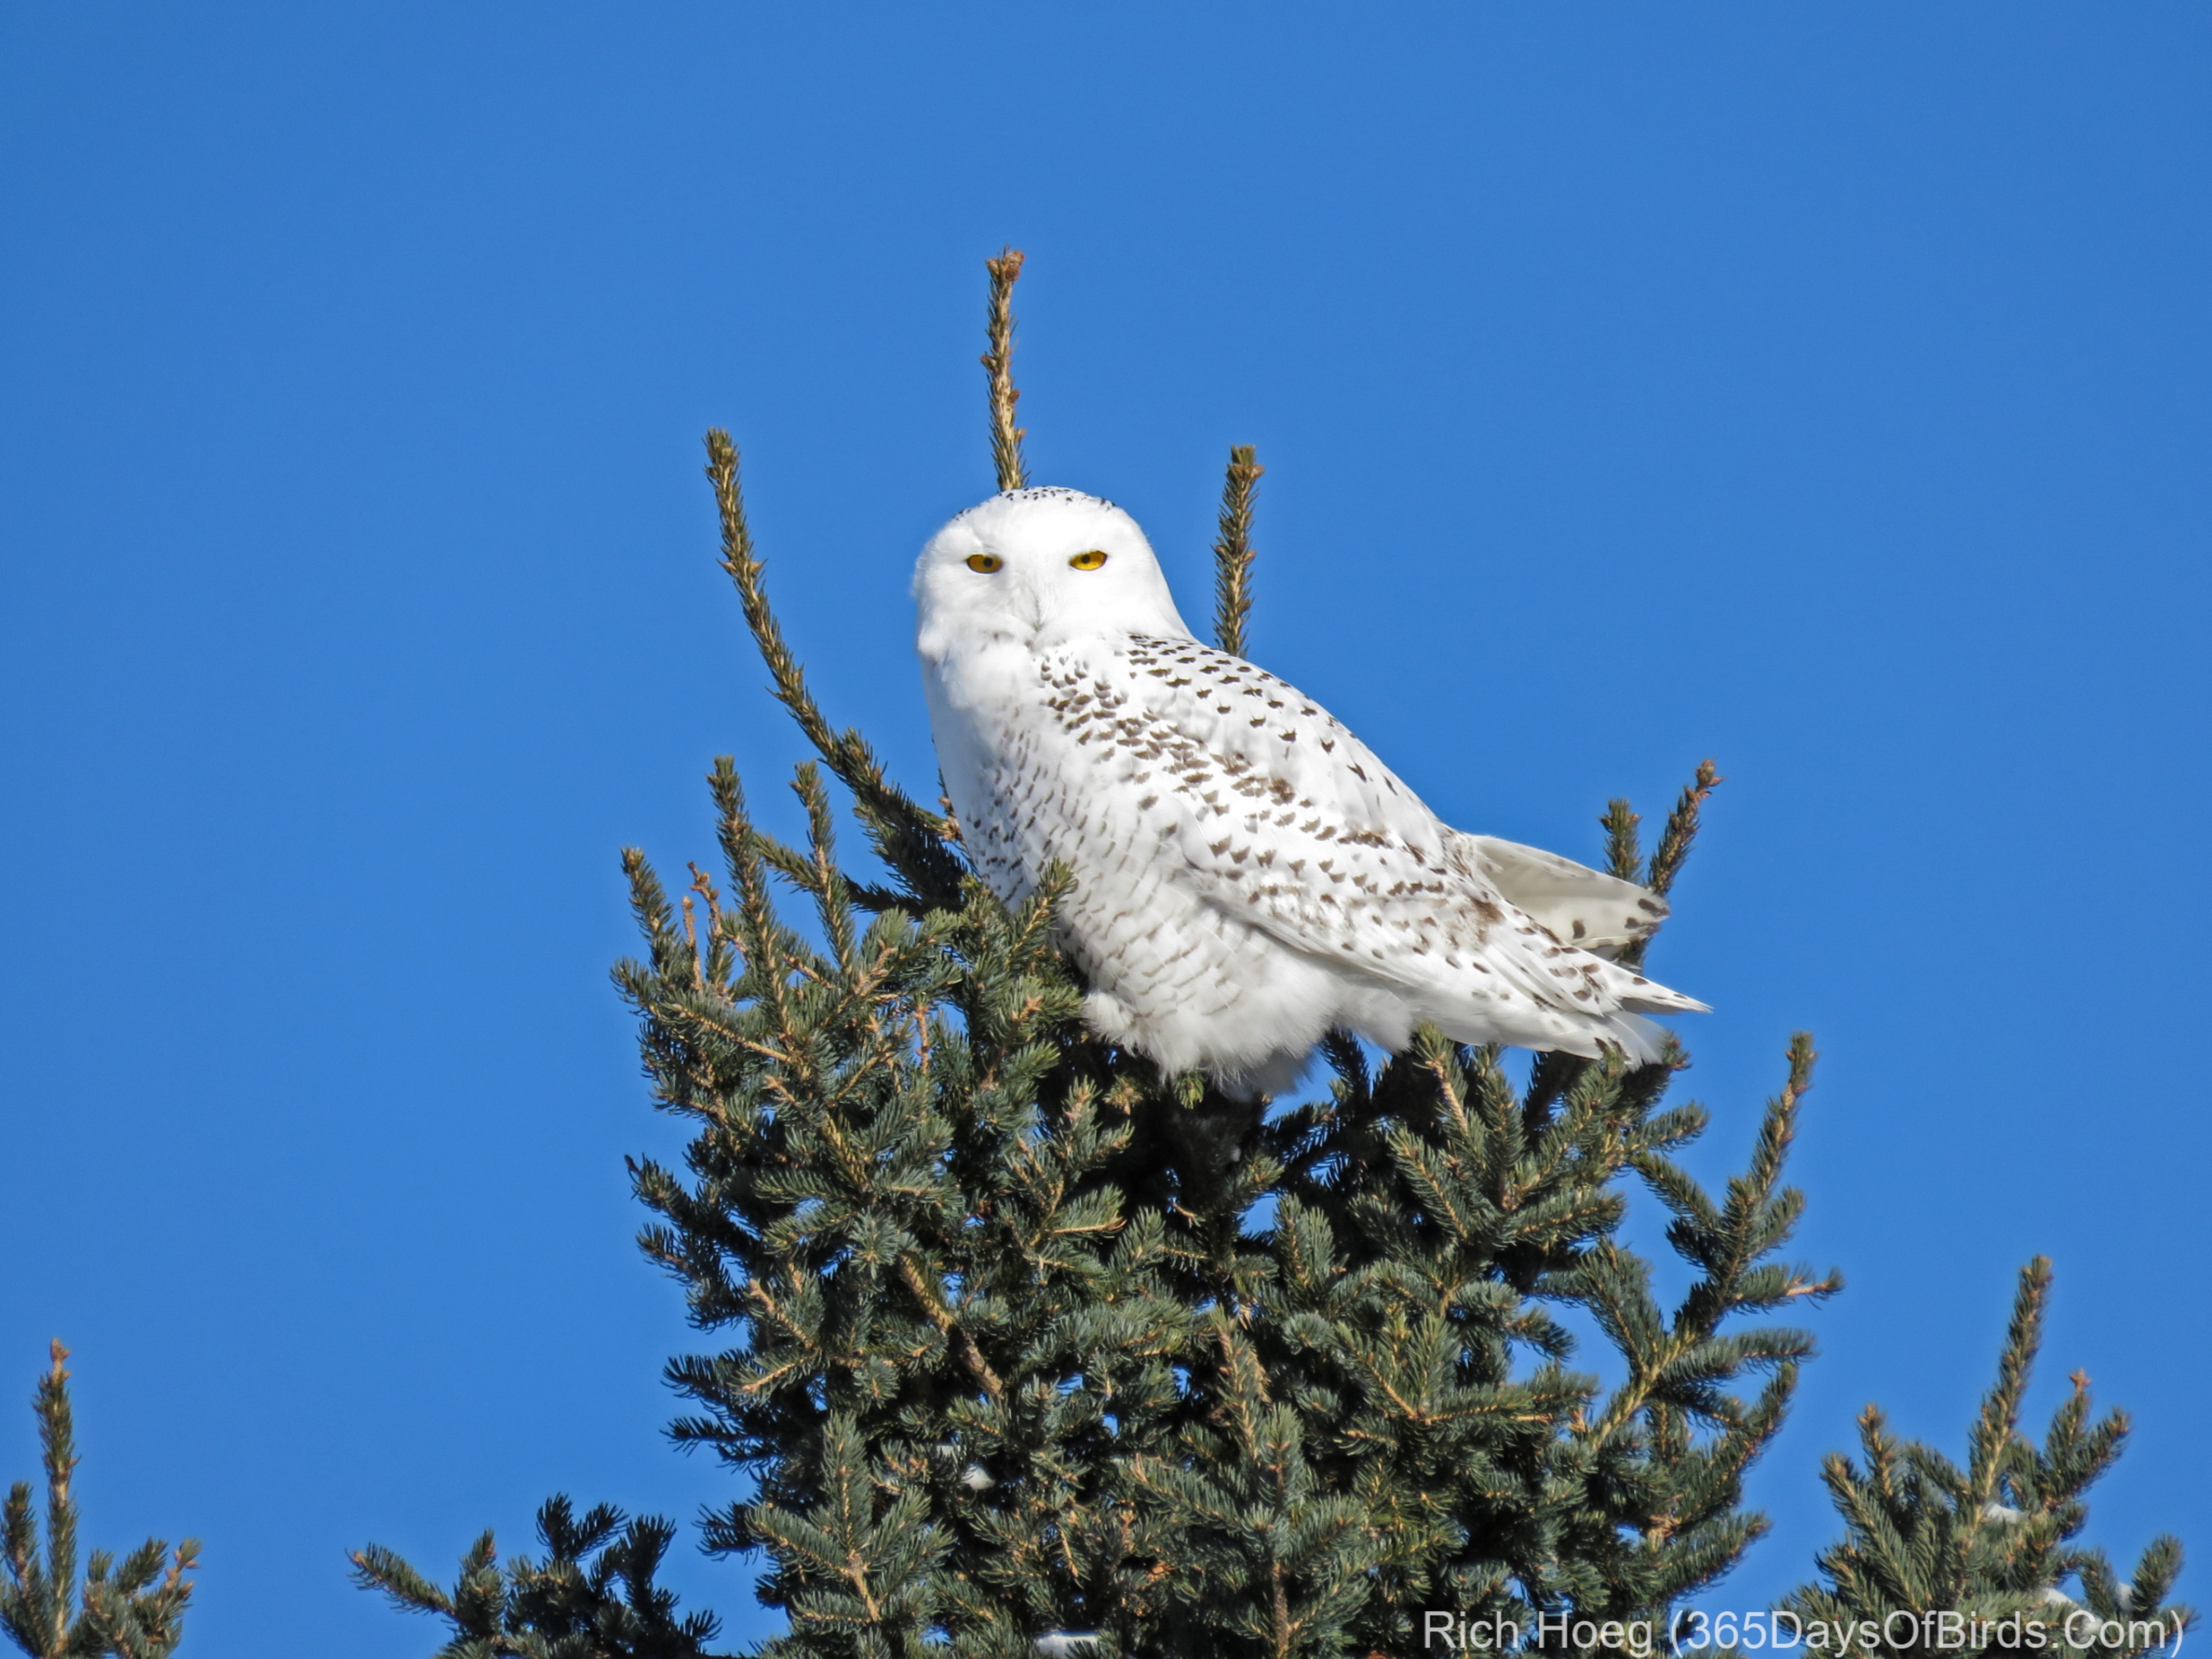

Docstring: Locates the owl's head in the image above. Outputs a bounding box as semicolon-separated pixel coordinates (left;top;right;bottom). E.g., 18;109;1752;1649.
913;488;1195;656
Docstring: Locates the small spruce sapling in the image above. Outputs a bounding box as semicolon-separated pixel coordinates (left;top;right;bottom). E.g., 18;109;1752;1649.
1;1343;196;1659
350;1496;727;1659
1778;1261;2190;1659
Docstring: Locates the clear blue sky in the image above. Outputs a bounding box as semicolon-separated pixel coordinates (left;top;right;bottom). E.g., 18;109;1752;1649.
3;6;2206;1653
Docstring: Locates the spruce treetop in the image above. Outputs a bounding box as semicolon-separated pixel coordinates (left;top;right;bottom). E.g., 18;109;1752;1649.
2;1344;196;1659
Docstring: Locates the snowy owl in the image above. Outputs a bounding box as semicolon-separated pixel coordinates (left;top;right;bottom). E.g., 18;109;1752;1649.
914;487;1706;1097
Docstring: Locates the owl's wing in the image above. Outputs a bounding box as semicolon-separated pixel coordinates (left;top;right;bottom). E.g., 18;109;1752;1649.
1452;833;1668;959
1061;636;1700;1034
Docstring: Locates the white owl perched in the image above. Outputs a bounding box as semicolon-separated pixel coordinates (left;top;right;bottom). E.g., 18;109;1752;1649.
914;487;1706;1098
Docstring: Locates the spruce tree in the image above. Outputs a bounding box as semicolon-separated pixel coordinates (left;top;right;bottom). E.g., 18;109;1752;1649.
350;1497;725;1658
613;252;1837;1659
2;1343;196;1659
354;251;2188;1659
1776;1261;2189;1659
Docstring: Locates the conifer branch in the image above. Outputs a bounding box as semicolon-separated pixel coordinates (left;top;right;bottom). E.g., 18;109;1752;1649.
983;249;1028;492
898;1256;1005;1401
352;1498;727;1658
1645;758;1722;902
1;1343;197;1659
703;430;964;910
1211;446;1263;658
1610;765;1725;898
1583;1034;1835;1455
1602;799;1643;884
1608;759;1722;971
1967;1257;2050;1510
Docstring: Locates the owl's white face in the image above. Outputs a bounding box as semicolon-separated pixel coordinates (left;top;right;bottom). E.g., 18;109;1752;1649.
913;488;1195;660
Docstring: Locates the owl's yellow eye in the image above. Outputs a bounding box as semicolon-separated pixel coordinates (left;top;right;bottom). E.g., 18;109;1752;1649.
1069;549;1108;570
966;553;1003;574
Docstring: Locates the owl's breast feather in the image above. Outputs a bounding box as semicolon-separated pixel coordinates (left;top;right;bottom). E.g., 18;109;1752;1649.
916;629;1074;886
919;630;1045;759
